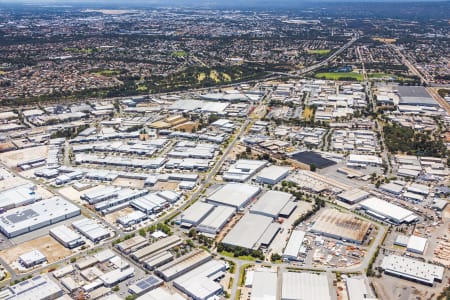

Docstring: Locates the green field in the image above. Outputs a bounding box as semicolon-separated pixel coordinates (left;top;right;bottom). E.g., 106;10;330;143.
307;49;331;55
136;85;148;92
171;50;187;57
315;72;363;81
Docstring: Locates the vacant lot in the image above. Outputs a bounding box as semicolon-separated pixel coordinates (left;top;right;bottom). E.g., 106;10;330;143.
1;235;72;271
113;177;145;188
152;181;178;191
307;49;331;55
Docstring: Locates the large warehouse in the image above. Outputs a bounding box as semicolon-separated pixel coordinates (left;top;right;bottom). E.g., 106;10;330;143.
221;213;274;249
0;197;80;238
250;191;294;218
180;201;215;227
50;225;85;249
255;166;290;185
359;197;418;224
282;272;331;300
197;205;235;235
251;269;278;300
206;183;260;210
397;86;439;107
380;255;444;286
283;230;306;261
310;209;370;244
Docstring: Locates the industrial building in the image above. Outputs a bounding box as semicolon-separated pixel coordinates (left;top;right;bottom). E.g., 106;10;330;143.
19;250;47;268
397;86;438;107
380;255;444;286
131;235;182;262
173;259;226;300
180;201;215;227
283;230;306;261
116;235;149;254
255;165;290;185
406;235;428;254
359;197;418;224
143;251;174;271
281;272;331;300
4;275;63;300
251;269;278;300
345;277;377;300
310;209;371;244
50;225;85;249
0;197;80;238
100;267;135;287
348;154;383;167
337;189;370;204
138;287;186;300
72;218;110;242
221;213;274;249
250;191;294;218
222;159;267;182
155;250;212;281
116;211;147;227
197;205;235;235
0;183;40;211
128;275;163;295
206;183;260;210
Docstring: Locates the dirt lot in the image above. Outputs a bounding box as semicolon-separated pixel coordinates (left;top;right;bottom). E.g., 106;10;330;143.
112;177;145;189
0;235;72;271
58;185;83;203
104;207;136;225
151;181;178;191
0;145;48;168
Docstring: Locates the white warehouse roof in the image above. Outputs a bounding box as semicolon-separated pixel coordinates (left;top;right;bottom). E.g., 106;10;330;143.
359;197;417;224
251;269;278;300
222;213;273;249
207;183;260;210
282;272;331;300
250;190;292;218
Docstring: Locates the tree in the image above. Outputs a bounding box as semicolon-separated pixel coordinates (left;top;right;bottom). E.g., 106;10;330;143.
310;163;317;172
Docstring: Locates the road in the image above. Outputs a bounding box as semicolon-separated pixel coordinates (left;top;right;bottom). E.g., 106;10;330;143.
389;44;428;85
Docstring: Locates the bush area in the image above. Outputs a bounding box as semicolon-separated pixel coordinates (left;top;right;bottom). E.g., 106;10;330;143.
383;124;446;157
217;243;264;260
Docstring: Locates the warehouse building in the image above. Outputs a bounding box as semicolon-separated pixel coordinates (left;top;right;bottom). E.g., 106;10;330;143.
380;255;444;286
250;191;293;218
50;225;85;249
131;235;182;262
0;183;40;211
19;249;47;268
310;209;371;244
281;272;331;300
221;213;274;249
223;159;267;182
197;205;235;235
251;269;278;300
5;275;63;300
348;154;382;167
397;86;438;107
283;230;306;261
379;182;404;195
406;235;428;254
180;201;215;227
143;251;174;271
255;165;290;185
53;265;74;279
128;275;163;295
72;218;110;242
0;197;80;238
116;235;149;254
138;287;185;300
173;259;226;300
117;211;147;228
345;277;377;300
337;189;369;204
206;183;260;210
100;267;135;287
156;250;212;281
359;197;418;224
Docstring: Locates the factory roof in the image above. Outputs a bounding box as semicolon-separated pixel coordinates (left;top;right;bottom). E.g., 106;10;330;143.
251;269;278;300
0;197;80;236
345;277;376;300
337;189;369;204
7;275;62;300
282;272;331;300
359;197;416;223
250;191;292;218
138;287;185;300
19;249;46;265
256;165;290;182
311;209;370;243
207;183;260;209
180;201;215;225
222;213;273;249
283;230;306;260
198;205;235;232
380;255;444;285
407;235;427;254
